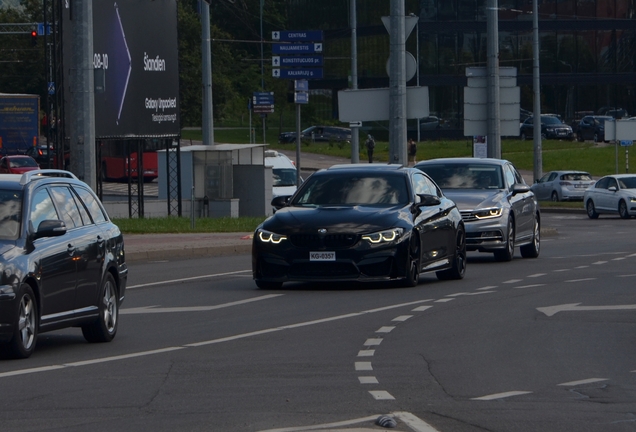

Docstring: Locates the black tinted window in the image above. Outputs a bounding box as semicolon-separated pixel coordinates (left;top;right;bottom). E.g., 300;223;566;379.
0;190;22;240
419;163;504;189
30;188;59;232
73;186;107;223
50;186;84;229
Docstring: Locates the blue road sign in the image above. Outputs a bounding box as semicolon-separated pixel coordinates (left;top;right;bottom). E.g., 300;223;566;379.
272;55;323;67
37;23;51;36
252;92;274;105
620;140;633;147
273;68;323;79
294;92;309;104
294;80;309;91
273;43;323;55
272;30;323;42
48;82;55;95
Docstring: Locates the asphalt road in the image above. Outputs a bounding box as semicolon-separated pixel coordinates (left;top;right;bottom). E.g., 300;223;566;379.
1;213;635;432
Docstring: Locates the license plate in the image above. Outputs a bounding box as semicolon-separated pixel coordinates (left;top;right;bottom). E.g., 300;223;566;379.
310;251;335;261
574;184;585;188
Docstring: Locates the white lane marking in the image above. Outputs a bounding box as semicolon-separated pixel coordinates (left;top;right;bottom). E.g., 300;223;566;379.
412;305;433;312
121;294;283;315
127;269;252;289
355;362;372;371
617;274;636;277
592;261;607;265
358;350;375;357
358;376;379;384
476;285;497;290
554;269;570;272
612;257;626;261
434;298;454;303
558;378;608;386
564;278;596;283
471;390;532;401
369;390;395;400
575;266;589;269
364;338;383;346
258;412;440;432
527;273;546;278
446;291;495;297
0;299;432;379
376;326;395;333
538;303;636;317
392;315;413;322
503;279;523;284
628;253;636;257
514;284;546;289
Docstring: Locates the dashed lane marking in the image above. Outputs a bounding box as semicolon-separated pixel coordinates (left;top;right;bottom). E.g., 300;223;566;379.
446;291;495;297
564;278;596;283
477;285;497;290
355;362;373;371
127;269;252;289
592;261;608;265
358;376;378;384
471;390;532;401
558;378;608;386
392;315;413;322
434;298;454;303
528;273;546;278
503;279;523;284
369;390;395;400
514;284;546;289
412;305;433;312
376;326;395;333
364;338;383;346
357;350;375;357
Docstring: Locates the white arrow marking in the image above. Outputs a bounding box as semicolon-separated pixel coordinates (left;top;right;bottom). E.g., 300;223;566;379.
538;303;636;317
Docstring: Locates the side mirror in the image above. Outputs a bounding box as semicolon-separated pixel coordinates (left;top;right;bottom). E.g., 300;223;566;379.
511;183;531;195
33;219;66;240
271;195;291;211
416;194;441;207
608;186;617;192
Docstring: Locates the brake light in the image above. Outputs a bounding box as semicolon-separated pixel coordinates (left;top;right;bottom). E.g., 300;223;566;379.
559;181;572;186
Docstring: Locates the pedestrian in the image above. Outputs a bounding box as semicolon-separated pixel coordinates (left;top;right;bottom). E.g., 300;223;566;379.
408;138;417;166
365;135;375;163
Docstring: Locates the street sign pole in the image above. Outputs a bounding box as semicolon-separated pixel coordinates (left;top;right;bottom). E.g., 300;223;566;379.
296;102;301;187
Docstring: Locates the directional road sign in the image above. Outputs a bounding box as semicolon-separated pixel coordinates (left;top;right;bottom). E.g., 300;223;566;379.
252;91;274;106
273;68;323;79
272;55;323;67
272;30;323;42
294;80;309;91
294;92;309;104
273;43;323;55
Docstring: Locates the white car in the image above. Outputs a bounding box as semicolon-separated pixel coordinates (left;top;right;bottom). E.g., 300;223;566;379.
584;174;636;219
531;170;595;202
264;150;301;201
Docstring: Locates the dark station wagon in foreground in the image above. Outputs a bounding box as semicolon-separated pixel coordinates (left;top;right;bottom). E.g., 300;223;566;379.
0;170;127;358
252;164;467;289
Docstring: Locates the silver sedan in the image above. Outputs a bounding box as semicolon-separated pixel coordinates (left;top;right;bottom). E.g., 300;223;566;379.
531;170;595;202
584;174;636;219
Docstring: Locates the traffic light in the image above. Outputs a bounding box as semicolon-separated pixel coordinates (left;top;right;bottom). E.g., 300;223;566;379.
31;29;37;46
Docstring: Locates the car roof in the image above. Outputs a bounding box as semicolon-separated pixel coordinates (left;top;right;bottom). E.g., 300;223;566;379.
326;163;404;171
0;170;79;189
604;174;636;179
416;157;509;167
549;170;590;174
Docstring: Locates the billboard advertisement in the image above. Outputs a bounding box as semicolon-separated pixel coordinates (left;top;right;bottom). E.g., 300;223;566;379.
63;0;179;138
0;94;39;155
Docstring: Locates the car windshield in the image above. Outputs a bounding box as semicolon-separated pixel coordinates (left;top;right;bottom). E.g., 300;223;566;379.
420;163;504;189
561;173;592;181
542;116;563;125
273;168;297;187
9;158;38;168
292;173;409;207
618;176;636;189
0;190;22;240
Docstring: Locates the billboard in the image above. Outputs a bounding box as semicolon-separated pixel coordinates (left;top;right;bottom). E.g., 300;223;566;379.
0;94;40;155
63;0;179;138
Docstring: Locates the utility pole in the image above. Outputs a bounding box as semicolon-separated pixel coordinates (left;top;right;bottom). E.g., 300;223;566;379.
532;0;542;181
201;0;214;145
69;0;96;190
350;0;359;163
486;0;501;159
388;0;407;166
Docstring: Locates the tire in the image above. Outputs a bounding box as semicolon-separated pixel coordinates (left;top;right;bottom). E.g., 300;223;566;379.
586;199;599;219
5;284;38;359
437;225;467;280
520;132;527;141
494;217;515;262
577;133;584;142
82;273;118;343
593;132;599;143
619;200;630;219
520;215;541;258
551;191;559;202
255;280;283;289
401;234;420;287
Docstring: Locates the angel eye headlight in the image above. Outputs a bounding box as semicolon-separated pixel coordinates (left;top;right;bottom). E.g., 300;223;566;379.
258;229;287;244
473;207;503;220
362;228;404;244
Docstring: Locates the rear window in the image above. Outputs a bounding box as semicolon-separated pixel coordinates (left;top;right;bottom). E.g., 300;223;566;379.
560;173;592;181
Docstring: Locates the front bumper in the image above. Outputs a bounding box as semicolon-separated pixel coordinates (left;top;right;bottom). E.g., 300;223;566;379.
463;218;507;252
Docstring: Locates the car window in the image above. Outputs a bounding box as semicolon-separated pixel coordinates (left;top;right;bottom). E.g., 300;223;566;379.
413;172;435;196
537;173;550;183
419;163;504;189
73;186;107;223
595;177;609;189
0;190;22;240
562;173;592;181
548;172;558;182
618;176;636;189
503;164;516;189
273;168;297;187
50;186;84;229
30;188;60;232
607;178;618;189
293;174;408;206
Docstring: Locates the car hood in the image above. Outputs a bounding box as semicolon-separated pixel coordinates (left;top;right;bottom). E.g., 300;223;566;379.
0;243;17;257
442;189;507;211
263;205;410;234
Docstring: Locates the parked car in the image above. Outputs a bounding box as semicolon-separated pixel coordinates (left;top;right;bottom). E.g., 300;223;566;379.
584;174;636;219
415;157;540;262
0;155;40;174
252;164;467;289
278;125;351;144
264;150;301;206
519;115;574;141
575;115;613;142
597;107;629;119
531;170;595;202
25;144;70;169
0;169;127;358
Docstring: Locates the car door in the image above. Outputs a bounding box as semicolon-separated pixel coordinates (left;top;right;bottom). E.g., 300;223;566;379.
602;177;620;212
49;185;105;317
534;172;555;200
504;163;533;240
411;172;452;267
579;117;593;140
28;186;78;327
589;177;609;211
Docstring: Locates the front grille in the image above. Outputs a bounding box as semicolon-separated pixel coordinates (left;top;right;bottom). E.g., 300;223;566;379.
460;211;478;222
290;233;359;249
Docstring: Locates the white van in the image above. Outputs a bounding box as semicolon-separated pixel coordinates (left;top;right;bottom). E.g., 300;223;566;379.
264;150;300;200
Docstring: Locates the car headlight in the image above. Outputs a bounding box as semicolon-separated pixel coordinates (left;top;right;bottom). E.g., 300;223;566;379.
630;196;636;203
473;207;503;220
545;127;555;132
362;228;404;244
257;229;287;244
